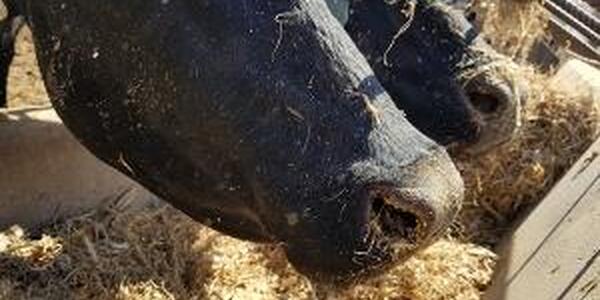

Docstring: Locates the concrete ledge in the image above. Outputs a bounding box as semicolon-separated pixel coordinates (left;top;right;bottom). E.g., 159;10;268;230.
0;106;160;229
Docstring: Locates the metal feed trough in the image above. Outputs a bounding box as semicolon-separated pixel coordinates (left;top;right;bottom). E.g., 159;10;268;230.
0;106;159;230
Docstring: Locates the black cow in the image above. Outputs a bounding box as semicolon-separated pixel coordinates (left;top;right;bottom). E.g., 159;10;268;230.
4;0;464;283
344;0;523;154
0;0;523;156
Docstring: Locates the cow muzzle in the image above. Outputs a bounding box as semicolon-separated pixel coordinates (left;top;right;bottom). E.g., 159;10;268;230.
285;147;464;284
453;63;525;155
364;148;464;253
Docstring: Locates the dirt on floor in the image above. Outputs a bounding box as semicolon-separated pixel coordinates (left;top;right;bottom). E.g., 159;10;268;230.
6;27;48;107
1;1;599;299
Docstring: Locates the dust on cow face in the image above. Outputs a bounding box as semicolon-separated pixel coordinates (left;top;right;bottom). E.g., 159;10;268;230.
346;0;522;154
27;0;463;283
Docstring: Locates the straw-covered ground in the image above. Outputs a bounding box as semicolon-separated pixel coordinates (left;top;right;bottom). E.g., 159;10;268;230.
2;1;599;299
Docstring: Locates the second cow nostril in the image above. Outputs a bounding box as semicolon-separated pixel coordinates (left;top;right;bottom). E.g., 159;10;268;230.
368;193;421;244
468;91;501;115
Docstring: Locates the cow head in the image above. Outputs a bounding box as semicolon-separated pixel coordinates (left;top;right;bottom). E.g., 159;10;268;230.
29;0;463;283
346;0;524;155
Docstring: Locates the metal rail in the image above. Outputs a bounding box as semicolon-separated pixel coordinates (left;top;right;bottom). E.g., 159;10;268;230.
543;0;600;60
547;0;600;33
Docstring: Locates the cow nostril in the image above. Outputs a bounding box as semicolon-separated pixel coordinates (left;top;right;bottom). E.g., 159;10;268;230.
468;91;501;115
369;195;420;244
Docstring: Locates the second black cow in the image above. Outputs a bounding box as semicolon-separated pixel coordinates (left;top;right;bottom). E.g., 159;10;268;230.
344;0;524;154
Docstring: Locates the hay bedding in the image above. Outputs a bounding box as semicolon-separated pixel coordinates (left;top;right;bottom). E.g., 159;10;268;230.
0;205;496;300
1;1;599;299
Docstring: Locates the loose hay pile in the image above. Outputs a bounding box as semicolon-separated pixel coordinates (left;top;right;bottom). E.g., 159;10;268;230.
2;0;599;299
0;206;496;300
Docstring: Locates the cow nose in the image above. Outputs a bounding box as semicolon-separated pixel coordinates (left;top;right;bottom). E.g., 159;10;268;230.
466;76;514;117
281;148;463;284
459;71;523;154
366;148;464;248
367;187;433;244
468;90;503;115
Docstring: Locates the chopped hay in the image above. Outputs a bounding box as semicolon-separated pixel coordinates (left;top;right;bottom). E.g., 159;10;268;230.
115;281;175;300
6;26;48;107
0;226;62;270
0;206;496;300
472;0;549;62
341;240;497;300
2;0;600;299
